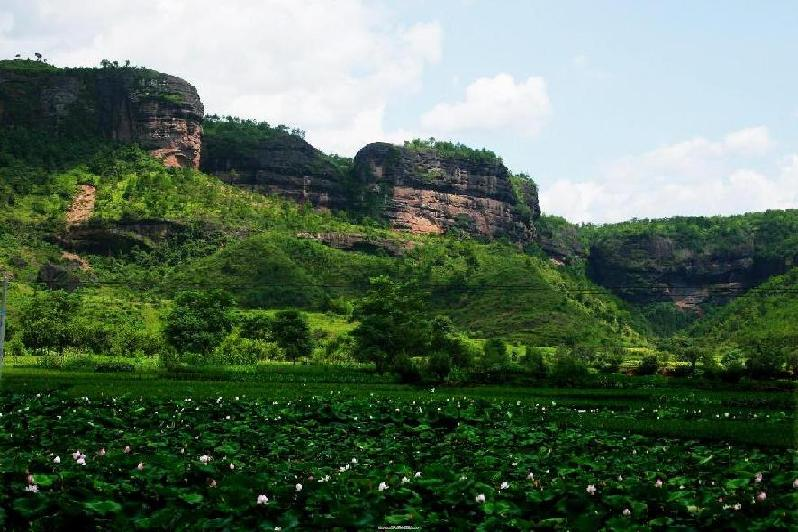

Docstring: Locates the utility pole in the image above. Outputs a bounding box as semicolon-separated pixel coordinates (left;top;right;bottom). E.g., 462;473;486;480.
0;275;7;378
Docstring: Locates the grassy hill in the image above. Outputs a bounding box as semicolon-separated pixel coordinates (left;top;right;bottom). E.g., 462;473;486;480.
0;136;649;350
687;267;798;351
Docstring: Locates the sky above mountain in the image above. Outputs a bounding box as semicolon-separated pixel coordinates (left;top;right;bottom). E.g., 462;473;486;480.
1;0;796;223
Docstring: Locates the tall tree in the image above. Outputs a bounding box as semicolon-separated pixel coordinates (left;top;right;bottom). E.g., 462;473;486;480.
351;276;429;373
271;310;312;363
164;290;235;355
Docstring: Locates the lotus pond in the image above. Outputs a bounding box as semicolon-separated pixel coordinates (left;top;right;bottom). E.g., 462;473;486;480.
0;388;796;530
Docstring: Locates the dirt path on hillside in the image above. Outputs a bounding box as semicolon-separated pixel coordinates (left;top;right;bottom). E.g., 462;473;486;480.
65;184;96;226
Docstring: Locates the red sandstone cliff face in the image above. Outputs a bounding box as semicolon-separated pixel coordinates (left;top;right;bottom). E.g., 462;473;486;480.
0;65;204;168
353;142;540;242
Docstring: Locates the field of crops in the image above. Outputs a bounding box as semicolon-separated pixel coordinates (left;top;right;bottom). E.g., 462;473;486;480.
1;381;796;530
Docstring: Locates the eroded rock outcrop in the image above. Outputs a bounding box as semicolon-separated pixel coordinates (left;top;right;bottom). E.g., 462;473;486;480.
587;233;796;310
353;142;540;241
201;131;347;209
0;63;203;168
295;232;415;256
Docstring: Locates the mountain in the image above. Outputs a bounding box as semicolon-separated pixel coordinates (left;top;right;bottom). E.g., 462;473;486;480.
1;58;796;349
0;59;203;168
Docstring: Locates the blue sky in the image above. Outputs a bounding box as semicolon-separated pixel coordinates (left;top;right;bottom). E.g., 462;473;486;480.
1;0;796;222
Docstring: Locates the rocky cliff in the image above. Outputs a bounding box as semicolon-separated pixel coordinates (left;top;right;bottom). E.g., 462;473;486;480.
0;61;203;168
587;225;798;311
200;120;348;209
353;142;540;241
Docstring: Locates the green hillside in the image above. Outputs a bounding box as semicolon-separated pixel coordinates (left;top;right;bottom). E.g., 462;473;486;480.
688;268;798;351
0;135;648;350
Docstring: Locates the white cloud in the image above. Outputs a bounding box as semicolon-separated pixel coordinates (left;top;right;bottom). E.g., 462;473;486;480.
542;127;796;223
420;73;551;136
723;126;772;156
0;0;441;156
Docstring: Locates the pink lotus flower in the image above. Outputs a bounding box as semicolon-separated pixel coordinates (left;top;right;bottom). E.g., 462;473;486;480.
76;457;86;466
756;491;767;502
72;450;82;460
586;484;597;495
24;484;39;493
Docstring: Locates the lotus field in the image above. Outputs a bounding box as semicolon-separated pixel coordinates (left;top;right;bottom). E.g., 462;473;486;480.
1;386;796;530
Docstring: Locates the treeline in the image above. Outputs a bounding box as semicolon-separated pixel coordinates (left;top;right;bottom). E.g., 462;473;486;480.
6;277;796;384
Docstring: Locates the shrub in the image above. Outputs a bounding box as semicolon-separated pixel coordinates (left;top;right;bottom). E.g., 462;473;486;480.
523;347;547;378
94;361;135;373
549;348;589;386
393;354;422;384
109;324;163;358
745;349;785;379
720;349;746;383
427;352;452;382
482;338;508;367
597;350;623;374
637;355;659;376
316;335;356;364
699;352;721;379
211;332;271;366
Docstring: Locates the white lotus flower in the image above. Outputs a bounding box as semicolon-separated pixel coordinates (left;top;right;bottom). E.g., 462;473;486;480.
622;508;631;516
98;448;106;456
655;479;663;488
76;457;86;466
586;484;597;495
199;455;211;464
257;494;269;505
25;484;39;493
475;493;486;503
230;463;235;470
123;445;131;454
351;458;358;464
53;456;61;464
756;491;767;502
72;450;81;460
378;482;388;491
414;471;421;478
733;503;742;510
402;476;410;484
500;481;509;490
295;483;303;492
137;463;144;471
754;472;763;483
793;478;798;489
527;472;534;480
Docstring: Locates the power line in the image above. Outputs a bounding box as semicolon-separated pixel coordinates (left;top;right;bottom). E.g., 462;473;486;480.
7;278;798;294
